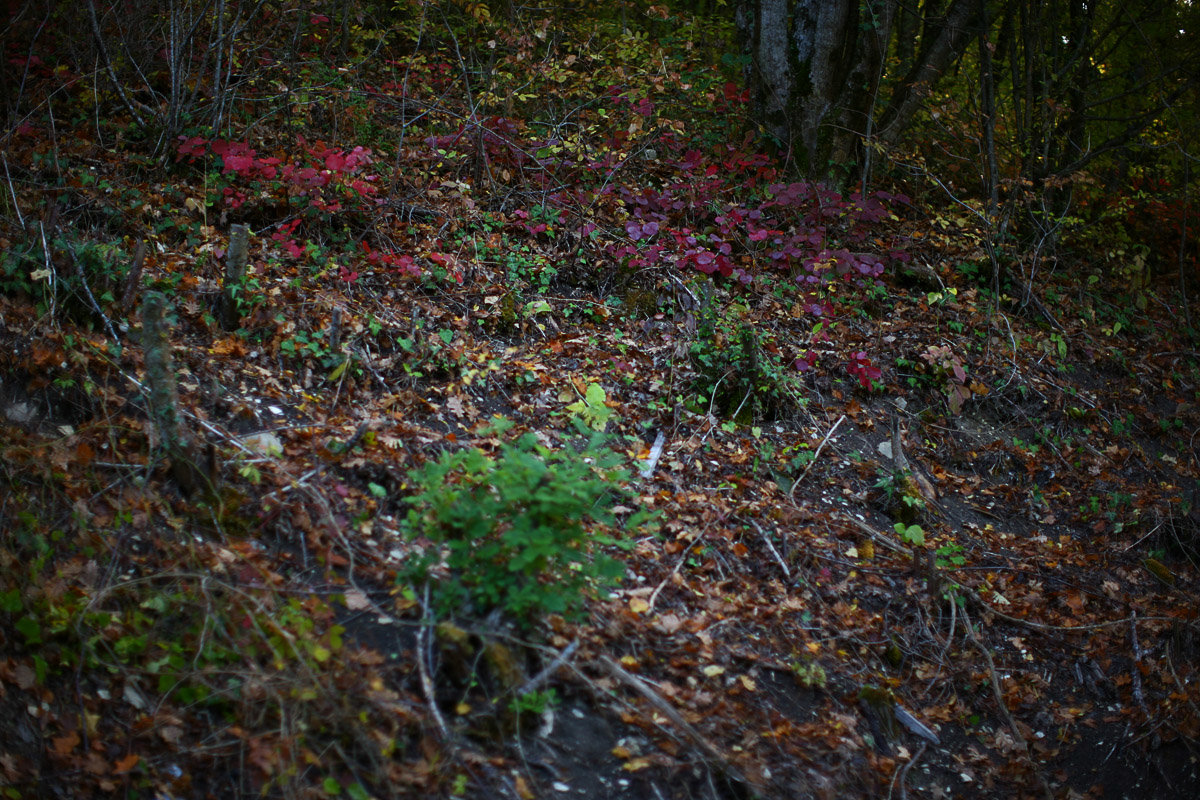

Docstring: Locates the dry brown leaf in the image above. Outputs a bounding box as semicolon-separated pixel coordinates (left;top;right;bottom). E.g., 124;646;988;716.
51;730;80;757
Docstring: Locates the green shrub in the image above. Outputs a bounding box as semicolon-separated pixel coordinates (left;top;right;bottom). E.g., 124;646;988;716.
399;420;647;623
1;234;128;325
689;302;804;420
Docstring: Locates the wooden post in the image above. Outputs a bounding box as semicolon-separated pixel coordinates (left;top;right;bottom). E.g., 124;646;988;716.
142;291;209;497
219;223;250;330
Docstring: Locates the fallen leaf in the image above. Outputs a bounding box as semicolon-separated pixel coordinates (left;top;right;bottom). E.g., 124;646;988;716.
158;725;184;745
343;589;370;610
113;753;140;773
85;751;109;775
13;663;35;689
52;730;80;757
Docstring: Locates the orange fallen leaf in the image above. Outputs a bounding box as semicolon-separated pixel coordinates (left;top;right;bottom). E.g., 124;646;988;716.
52;730;80;757
113;753;140;773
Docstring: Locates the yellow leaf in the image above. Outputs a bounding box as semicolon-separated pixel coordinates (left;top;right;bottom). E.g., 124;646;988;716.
629;597;650;614
1144;558;1175;586
327;359;349;382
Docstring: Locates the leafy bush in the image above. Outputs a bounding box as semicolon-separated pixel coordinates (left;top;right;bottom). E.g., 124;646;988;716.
0;233;128;326
399;420;647;623
689;300;805;419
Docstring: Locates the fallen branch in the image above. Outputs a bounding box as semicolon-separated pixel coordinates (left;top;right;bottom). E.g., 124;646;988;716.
752;519;790;580
517;640;580;697
790;414;845;499
961;603;1053;800
965;590;1187;634
889;741;927;800
1129;611;1151;720
418;584;450;741
599;655;758;793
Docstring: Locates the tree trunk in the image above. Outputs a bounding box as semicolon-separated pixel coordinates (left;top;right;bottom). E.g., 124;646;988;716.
876;0;984;146
739;0;894;183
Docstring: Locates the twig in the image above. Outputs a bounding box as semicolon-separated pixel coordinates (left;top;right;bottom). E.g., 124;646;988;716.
966;590;1186;633
646;527;706;613
888;741;927;800
961;604;1053;800
962;602;1021;736
1129;611;1151;720
517;640;579;697
750;519;789;580
666;273;699;309
418;584;450;741
66;245;120;343
599;655;757;793
2;152;23;229
85;0;148;130
789;414;845;499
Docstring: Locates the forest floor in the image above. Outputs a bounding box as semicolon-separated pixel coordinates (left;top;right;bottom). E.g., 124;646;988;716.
2;11;1200;800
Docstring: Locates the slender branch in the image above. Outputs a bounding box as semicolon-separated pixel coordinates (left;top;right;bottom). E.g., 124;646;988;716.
600;655;757;792
790;414;845;499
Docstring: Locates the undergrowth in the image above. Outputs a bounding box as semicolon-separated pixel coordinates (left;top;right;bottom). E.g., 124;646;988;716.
399;418;649;623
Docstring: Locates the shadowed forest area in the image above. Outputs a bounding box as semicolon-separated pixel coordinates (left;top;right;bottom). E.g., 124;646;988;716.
1;1;1199;797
